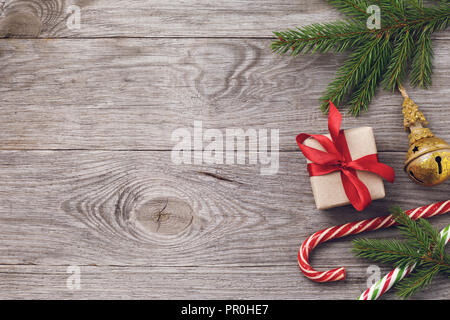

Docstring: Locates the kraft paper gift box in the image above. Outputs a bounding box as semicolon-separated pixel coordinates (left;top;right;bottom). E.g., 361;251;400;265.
303;127;387;210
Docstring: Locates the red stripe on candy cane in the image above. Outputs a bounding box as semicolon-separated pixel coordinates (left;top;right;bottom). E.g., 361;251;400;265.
298;201;450;283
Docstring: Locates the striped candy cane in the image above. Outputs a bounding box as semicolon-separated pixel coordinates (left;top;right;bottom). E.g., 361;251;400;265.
298;200;450;283
358;223;450;300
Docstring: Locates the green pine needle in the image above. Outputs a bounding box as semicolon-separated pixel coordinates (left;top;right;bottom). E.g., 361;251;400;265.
352;238;422;268
382;28;414;91
410;29;434;88
272;0;450;115
353;206;450;299
395;264;440;298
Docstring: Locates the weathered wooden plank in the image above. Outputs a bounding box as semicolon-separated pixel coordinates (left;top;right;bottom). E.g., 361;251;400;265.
0;38;449;151
0;150;448;268
0;0;334;38
0;150;449;299
0;0;449;39
0;264;449;299
0;0;449;301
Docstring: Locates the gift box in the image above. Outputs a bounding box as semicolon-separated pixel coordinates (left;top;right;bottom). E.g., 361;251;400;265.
304;127;385;210
297;102;395;211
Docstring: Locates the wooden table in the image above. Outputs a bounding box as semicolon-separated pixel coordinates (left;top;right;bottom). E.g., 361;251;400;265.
0;0;449;300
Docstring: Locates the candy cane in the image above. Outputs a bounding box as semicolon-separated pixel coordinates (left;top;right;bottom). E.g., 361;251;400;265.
298;200;450;283
358;223;450;300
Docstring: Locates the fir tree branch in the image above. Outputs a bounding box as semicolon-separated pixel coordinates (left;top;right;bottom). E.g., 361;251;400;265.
325;0;371;19
395;264;440;298
347;33;392;115
406;0;425;16
319;36;384;112
353;206;450;299
271;20;369;55
390;206;434;253
410;28;433;88
374;0;403;23
352;238;424;267
382;28;414;91
272;0;450;115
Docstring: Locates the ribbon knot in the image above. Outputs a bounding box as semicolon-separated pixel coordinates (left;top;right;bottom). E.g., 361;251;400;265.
337;160;348;169
296;101;395;211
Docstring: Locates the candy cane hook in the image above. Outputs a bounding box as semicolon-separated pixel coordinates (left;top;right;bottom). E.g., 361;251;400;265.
298;200;450;283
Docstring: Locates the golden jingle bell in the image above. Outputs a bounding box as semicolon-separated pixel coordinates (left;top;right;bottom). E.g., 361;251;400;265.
405;135;450;186
401;87;450;187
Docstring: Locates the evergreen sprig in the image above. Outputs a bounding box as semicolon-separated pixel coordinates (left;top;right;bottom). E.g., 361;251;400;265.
353;206;450;299
272;0;450;115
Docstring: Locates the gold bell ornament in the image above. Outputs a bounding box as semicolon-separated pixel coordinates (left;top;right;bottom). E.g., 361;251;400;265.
399;85;450;187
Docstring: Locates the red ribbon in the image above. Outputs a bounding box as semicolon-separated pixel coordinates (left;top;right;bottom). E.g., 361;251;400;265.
296;101;395;211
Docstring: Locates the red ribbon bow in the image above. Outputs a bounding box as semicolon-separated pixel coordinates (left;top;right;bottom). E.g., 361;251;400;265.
296;101;395;211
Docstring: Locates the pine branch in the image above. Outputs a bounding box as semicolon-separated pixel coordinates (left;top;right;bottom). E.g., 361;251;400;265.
271;20;369;55
410;28;433;88
325;0;371;19
319;36;384;112
272;1;450;115
347;33;392;115
352;238;423;267
383;0;407;19
390;206;435;252
353;206;450;299
395;264;440;298
382;28;414;91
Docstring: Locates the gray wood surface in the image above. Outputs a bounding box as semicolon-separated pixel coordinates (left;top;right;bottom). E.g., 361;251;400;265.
0;0;449;300
0;0;365;38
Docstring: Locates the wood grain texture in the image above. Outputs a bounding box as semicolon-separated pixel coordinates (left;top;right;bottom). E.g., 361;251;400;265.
0;0;359;38
1;265;449;300
0;38;449;151
0;0;449;300
0;0;449;39
0;150;449;299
